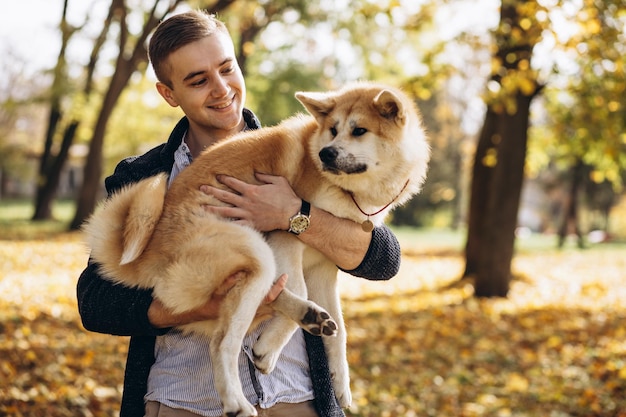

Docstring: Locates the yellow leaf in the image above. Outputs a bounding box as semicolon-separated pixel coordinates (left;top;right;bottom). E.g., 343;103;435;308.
547;335;562;348
519;77;536;96
482;148;498;167
25;350;37;362
505;373;529;392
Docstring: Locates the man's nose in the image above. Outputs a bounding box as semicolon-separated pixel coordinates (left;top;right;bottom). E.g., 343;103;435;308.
211;76;229;97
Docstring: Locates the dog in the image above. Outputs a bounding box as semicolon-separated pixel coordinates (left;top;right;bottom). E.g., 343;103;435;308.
83;81;430;417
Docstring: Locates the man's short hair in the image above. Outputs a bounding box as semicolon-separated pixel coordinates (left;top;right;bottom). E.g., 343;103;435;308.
148;10;230;88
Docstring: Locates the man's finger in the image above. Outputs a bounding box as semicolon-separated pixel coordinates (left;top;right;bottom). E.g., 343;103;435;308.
254;172;282;184
264;274;288;304
216;174;248;191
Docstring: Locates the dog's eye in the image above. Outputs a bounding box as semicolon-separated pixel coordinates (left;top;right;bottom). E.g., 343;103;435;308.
330;127;338;137
352;127;367;137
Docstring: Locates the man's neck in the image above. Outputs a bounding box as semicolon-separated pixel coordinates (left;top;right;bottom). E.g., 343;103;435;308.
185;122;244;159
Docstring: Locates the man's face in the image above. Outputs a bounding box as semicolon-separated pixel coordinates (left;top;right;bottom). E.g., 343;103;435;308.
157;32;246;141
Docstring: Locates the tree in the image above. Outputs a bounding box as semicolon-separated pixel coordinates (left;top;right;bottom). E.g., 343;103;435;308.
32;0;108;220
464;0;544;297
0;54;26;197
533;0;626;243
69;0;187;230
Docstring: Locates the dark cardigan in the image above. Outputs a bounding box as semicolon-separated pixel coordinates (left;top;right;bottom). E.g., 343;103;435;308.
76;112;401;417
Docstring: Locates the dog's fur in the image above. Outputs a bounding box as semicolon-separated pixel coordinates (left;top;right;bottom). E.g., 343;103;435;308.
83;82;430;417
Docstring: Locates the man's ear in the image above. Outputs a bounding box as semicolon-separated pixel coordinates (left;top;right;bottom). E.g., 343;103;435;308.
156;82;179;108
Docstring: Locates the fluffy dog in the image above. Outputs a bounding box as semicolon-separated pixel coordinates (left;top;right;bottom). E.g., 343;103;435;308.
83;81;430;417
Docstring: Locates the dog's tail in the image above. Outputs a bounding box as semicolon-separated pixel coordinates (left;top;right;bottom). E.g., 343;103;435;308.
83;173;168;270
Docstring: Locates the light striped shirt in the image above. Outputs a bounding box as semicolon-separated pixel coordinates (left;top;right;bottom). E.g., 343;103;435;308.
146;135;314;416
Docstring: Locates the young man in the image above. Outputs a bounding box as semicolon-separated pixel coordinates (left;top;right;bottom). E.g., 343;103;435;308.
77;10;401;417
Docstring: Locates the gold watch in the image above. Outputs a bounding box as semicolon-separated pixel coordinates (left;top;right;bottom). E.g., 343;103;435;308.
288;200;311;235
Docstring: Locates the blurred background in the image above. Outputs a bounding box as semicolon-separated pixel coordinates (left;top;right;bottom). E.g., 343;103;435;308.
2;0;625;294
2;1;625;229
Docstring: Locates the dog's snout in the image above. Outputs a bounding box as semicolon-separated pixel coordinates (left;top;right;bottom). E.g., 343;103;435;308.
319;147;338;164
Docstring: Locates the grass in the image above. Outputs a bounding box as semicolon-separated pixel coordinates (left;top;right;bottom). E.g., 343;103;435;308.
392;224;626;256
0;199;75;240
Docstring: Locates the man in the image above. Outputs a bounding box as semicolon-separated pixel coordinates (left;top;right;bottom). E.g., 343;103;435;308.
77;10;401;417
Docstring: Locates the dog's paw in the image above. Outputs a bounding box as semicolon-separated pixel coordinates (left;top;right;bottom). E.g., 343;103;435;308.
252;348;280;375
335;387;352;409
222;397;257;417
301;307;337;337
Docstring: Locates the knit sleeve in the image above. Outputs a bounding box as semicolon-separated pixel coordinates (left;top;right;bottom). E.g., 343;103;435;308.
340;224;401;281
76;261;168;337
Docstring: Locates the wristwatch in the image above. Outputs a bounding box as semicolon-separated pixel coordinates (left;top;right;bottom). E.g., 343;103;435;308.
288;200;311;235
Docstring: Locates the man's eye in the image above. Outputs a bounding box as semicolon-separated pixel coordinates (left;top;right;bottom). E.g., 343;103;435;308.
330;127;338;137
222;66;235;74
352;127;367;136
191;78;207;87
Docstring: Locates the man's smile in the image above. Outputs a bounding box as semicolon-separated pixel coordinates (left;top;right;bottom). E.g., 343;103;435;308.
209;96;235;110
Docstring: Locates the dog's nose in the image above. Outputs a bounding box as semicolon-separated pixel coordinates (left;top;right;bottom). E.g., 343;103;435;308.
319;147;338;165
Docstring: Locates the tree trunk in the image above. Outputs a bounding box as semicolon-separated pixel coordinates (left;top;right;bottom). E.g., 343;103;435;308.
463;108;498;277
463;0;542;297
32;108;62;220
475;94;533;297
32;0;115;220
70;63;133;229
558;160;585;248
32;122;78;219
32;0;71;221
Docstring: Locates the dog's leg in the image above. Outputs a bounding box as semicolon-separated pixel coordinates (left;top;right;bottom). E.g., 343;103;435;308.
208;230;279;417
252;233;336;374
251;233;304;374
158;224;276;417
210;284;266;417
305;257;352;408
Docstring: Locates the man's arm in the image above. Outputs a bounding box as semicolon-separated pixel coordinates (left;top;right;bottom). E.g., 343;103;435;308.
201;173;401;278
77;261;166;336
147;274;287;328
293;204;370;270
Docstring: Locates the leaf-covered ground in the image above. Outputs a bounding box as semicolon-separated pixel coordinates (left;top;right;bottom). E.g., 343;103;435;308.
1;232;626;416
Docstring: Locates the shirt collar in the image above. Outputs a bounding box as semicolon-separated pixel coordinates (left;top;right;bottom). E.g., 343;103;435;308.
167;109;262;187
168;132;193;187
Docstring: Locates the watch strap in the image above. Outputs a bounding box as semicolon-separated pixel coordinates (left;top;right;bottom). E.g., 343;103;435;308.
300;199;311;216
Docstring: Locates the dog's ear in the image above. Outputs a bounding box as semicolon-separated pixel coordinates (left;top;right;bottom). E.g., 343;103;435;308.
373;90;406;124
295;91;337;120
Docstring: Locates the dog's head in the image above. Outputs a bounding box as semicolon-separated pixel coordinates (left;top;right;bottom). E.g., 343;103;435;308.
295;82;430;207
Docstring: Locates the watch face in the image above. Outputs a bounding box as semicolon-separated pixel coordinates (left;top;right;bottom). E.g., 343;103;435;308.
290;214;310;233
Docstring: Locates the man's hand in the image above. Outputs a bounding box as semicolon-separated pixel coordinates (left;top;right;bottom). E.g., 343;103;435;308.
200;173;371;271
199;173;301;232
148;273;288;328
